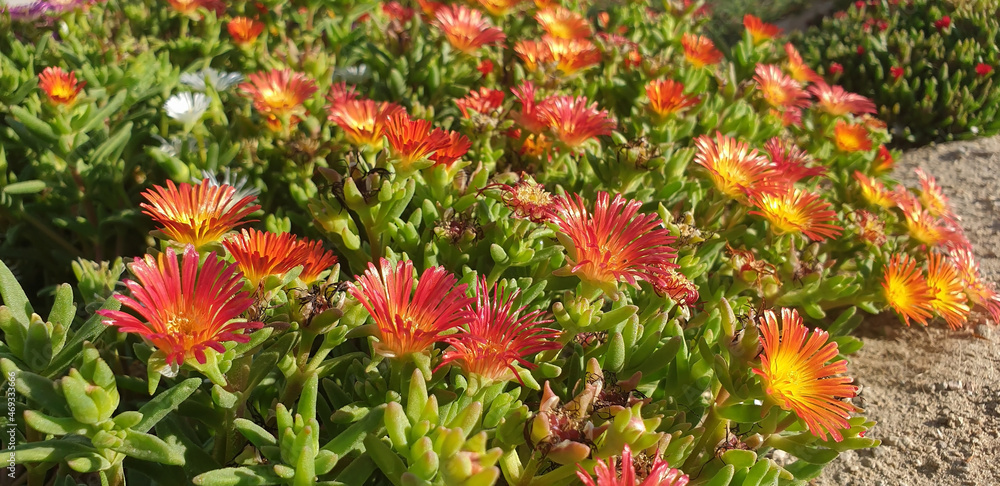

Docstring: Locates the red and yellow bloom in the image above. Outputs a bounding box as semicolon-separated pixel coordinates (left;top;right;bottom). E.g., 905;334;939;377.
753;308;857;442
543;35;601;74
681;33;723;68
915;168;954;220
949;248;1000;322
577;444;689;486
514;40;552;72
536;95;615;149
98;246;262;366
749;188;843;241
228;17;264;45
438;278;561;383
810;83;876;116
455;87;505;118
38;67;85;105
535;6;591;40
328;98;404;148
645;79;700;119
882;253;935;326
784;43;822;84
693;132;770;201
239;69;317;119
434;4;506;54
754;64;811;110
140;179;260;249
854;171;895;208
744;14;782;44
294;238;339;285
833;120;872;152
223;229;307;288
384;112;452;171
347;258;472;358
553;191;678;295
428;130;472;167
926;252;970;330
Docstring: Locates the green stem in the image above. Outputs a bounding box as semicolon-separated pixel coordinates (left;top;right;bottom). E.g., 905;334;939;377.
683;404;729;472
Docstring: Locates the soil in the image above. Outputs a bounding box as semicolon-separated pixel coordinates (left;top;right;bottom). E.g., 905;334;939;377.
813;136;1000;485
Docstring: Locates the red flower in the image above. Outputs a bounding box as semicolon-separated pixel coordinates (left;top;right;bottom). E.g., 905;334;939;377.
384;112;452;171
327;97;404;148
743;14;782;45
455;87;505;118
829;62;844;75
511;81;546;133
543;35;601;74
477;59;494;77
428;130;472;167
681;33;723;67
934;16;951;30
784;43;822;84
437;278;561;383
382;1;414;22
228;17;264;45
37;67;85;106
98;246;262;366
577;444;690;486
239;69;317;118
141;179;260;249
809;82;877;116
975;63;994;76
166;0;225;18
490;177;558;223
294;238;338;285
890;66;904;80
646;79;700;119
536;95;615;149
434;4;506;54
754;64;811;110
347;258;472;358
535;6;591;40
693;132;771;201
513;40;552;72
553;191;678;295
856;45;865;55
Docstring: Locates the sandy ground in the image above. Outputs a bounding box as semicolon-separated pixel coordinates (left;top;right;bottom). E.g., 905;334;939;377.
814;136;1000;485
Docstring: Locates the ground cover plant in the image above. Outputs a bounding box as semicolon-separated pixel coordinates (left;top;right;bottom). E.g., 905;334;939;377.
1;0;998;485
792;0;1000;146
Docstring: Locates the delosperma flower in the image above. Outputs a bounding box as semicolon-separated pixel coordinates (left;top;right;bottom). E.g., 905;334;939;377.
645;79;700;119
239;69;317;119
764;137;825;185
434;4;505;54
749;188;843;241
427;130;472;168
810;83;877;116
753;307;858;442
514;40;552;72
293;238;339;285
437;277;561;384
536;95;615;149
384;112;451;171
925;252;970;330
833;120;872;152
949;248;1000;321
882;253;935;326
577;444;690;486
475;0;522;16
872;145;895;174
179;68;243;92
853;171;895;208
743;14;782;45
915;168;955;220
163;92;210;125
223;229;307;288
784;43;822;84
901;207;962;248
754;64;811;110
98;246;262;366
454;87;505;118
543;36;601;74
693;132;771;201
347;258;472;358
166;0;225;18
38;67;85;105
327;97;404;148
140;179;260;249
681;33;723;68
491;177;558;223
228;17;264;45
535;6;591;40
553;191;678;294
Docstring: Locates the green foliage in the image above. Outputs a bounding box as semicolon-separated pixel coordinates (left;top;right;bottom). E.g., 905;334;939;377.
793;0;1000;145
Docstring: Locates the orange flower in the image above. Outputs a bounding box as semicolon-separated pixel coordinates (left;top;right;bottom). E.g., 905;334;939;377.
239;69;317;118
645;79;700;119
166;0;225;18
853;171;895;208
809;83;876;116
141;179;260;249
833;120;871;152
577;444;689;486
455;87;505;118
752;308;858;442
476;0;523;16
294;238;339;285
223;229;308;288
428;130;472;167
693;132;771;201
553;191;678;295
949;248;1000;322
513;40;552;72
327;98;404;148
536;95;615;149
925;252;970;329
681;33;723;68
98;246;262;366
434;4;506;54
784;43;822;84
38;67;85;105
872;145;894;175
749;188;843;241
754;64;811;110
347;258;472;358
915;168;954;220
384;112;452;171
535;6;591;39
882;253;935;326
543;35;601;74
903;208;963;249
228;17;264;45
437;277;561;383
744;14;782;44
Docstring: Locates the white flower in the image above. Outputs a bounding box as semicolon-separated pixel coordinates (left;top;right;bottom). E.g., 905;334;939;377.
332;64;369;84
163;92;210;125
153;135;195;157
200;169;260;202
179;68;244;92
